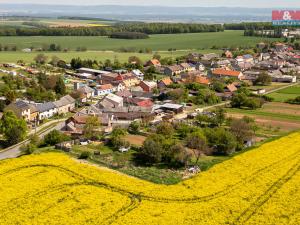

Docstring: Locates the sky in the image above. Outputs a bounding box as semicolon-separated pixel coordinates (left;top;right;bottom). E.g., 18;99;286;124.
0;0;300;8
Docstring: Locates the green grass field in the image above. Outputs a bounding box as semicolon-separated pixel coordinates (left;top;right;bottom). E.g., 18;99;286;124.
0;30;282;51
267;85;300;102
0;50;221;63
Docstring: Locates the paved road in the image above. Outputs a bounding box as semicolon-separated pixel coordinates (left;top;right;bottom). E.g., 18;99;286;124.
0;120;65;160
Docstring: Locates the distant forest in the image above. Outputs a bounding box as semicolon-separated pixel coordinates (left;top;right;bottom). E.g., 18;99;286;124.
0;23;224;36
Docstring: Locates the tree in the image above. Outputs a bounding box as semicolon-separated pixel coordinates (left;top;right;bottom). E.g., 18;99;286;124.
141;135;164;163
0;111;27;146
211;107;226;127
110;127;127;149
153;53;161;60
50;55;60;66
34;54;48;65
185;132;209;165
156;122;174;137
83;116;101;139
212;81;225;93
5;90;16;105
21;143;37;155
169;143;191;167
229;118;255;149
253;72;272;86
128;121;140;134
128;56;142;66
231;93;248;108
55;76;66;95
206;128;237;155
43;130;70;146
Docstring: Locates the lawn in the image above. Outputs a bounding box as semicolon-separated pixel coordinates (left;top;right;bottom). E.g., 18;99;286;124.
0;30;281;51
267;85;300;102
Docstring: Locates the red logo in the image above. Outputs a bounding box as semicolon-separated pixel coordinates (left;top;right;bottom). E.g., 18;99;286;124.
272;10;300;21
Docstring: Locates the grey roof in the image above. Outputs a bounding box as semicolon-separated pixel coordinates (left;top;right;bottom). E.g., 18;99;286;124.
78;86;95;94
35;102;56;113
15;100;31;110
54;95;75;108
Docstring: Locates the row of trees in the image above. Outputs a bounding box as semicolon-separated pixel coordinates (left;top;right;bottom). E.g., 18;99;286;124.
110;32;149;39
0;23;223;36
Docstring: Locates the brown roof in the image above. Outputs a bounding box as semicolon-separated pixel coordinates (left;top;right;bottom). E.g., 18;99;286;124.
212;69;241;77
149;59;161;66
194;76;211;85
99;84;113;90
166;65;183;72
226;84;238;93
72;115;89;124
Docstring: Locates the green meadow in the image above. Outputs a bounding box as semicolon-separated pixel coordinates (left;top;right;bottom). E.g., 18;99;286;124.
0;30;281;51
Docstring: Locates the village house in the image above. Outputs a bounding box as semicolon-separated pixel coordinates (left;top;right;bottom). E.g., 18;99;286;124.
116;90;133;98
139;81;157;92
224;84;238;93
211;68;244;80
6;100;38;123
211;59;232;68
164;65;184;76
181;71;211;85
154;103;184;114
99;73;119;84
98;93;123;109
54;95;76;115
95;84;115;96
132;69;144;80
76;85;95;102
77;68;111;76
180;63;195;72
125;98;154;107
145;59;161;67
35;102;58;121
114;73;140;88
158;77;173;89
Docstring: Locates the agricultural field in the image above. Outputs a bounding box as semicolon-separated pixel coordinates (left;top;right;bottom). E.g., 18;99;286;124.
0;49;220;64
227;102;300;136
1;132;300;224
0;30;282;51
267;85;300;102
0;18;114;28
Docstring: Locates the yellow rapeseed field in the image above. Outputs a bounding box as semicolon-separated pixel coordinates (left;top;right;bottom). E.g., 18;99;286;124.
1;132;300;224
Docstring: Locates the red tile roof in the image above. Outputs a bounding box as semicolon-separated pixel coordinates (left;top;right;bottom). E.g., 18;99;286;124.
194;76;211;85
212;69;241;77
160;77;173;86
99;84;113;90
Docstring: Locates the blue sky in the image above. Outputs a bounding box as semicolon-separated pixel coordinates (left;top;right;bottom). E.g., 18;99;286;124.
0;0;299;8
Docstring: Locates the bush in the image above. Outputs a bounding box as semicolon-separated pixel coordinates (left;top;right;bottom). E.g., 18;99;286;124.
286;96;300;104
78;151;90;159
43;130;70;146
21;143;37;155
